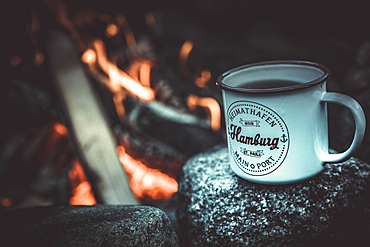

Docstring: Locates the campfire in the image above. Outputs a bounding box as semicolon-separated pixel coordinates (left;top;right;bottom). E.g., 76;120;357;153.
1;0;225;208
3;0;370;216
3;1;370;246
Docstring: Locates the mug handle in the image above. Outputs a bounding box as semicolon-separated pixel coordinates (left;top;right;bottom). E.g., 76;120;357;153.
320;92;366;163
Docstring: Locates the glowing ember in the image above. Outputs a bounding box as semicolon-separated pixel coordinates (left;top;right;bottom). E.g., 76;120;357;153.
145;12;155;28
126;59;144;81
0;197;12;207
34;49;45;66
125;59;152;87
195;69;211;87
139;61;152;87
81;49;96;64
179;40;194;59
117;146;178;200
9;55;22;67
92;39;155;101
113;93;126;120
105;23;119;38
179;40;194;76
68;160;97;205
187;94;221;131
54;122;68;136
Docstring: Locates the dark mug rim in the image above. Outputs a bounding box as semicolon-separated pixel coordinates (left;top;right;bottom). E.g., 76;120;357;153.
216;60;331;94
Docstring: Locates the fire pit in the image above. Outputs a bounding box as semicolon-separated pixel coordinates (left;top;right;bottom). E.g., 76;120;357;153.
2;0;228;208
2;0;370;246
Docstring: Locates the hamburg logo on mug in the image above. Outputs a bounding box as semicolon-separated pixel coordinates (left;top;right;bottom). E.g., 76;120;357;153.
227;101;289;176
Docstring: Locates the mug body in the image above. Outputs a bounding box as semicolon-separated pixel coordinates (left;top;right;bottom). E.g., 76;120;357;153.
217;61;331;184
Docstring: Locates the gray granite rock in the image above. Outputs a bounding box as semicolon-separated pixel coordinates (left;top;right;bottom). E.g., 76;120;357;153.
177;146;370;247
0;205;179;247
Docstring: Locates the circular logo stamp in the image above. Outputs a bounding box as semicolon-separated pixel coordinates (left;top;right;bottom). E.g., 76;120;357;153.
227;101;289;176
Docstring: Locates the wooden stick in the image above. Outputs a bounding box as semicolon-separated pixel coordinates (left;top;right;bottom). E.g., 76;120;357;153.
45;30;138;205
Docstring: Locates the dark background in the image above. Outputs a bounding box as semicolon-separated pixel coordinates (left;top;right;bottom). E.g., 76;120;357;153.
5;0;370;61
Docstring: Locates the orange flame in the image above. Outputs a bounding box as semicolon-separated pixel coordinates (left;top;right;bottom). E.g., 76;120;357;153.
179;40;194;76
195;70;211;88
34;49;45;66
54;122;68;136
105;23;119;38
187;95;221;131
0;197;12;207
126;59;143;81
69;160;97;205
92;39;155;101
116;14;136;47
139;61;152;87
117;146;178;200
81;49;96;65
113;93;126;120
125;59;152;87
9;55;22;67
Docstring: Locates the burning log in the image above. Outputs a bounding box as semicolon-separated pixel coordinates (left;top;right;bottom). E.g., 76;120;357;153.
113;36;158;68
114;125;185;178
116;146;179;202
0;122;66;196
124;97;225;157
44;30;137;205
0;121;75;208
68;160;97;206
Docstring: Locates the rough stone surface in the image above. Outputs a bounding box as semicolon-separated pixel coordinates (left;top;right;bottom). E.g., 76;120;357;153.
0;205;179;247
177;146;370;247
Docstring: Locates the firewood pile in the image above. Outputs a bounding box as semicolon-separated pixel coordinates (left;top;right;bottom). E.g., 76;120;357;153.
1;0;227;208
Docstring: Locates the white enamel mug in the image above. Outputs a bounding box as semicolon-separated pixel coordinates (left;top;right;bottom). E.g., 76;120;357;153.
216;60;366;184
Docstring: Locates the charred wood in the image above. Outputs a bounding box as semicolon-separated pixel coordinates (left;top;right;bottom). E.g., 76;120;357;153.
0;122;73;207
124;97;225;157
114;125;184;178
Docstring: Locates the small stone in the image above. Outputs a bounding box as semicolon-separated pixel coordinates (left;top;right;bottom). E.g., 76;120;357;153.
0;205;179;247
